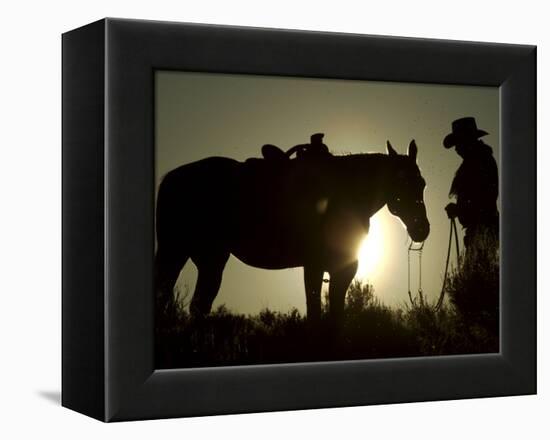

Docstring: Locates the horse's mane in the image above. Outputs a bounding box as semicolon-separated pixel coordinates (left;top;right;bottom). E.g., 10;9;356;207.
331;152;391;163
328;152;393;176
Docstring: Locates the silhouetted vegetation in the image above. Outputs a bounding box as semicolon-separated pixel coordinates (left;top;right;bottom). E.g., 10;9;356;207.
156;250;499;369
445;233;500;351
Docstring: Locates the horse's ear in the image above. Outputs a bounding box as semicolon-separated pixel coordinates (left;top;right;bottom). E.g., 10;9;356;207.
386;141;398;157
408;139;418;162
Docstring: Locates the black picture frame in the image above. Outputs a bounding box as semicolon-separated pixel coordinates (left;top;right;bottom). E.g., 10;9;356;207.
62;18;536;422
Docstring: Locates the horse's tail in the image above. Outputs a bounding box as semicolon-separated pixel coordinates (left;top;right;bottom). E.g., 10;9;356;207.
155;170;192;314
155;171;179;249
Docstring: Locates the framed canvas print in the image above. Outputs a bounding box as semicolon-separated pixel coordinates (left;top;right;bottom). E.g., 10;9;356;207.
62;18;536;421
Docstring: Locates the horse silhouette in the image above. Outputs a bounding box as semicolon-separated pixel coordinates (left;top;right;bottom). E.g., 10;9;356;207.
155;139;429;323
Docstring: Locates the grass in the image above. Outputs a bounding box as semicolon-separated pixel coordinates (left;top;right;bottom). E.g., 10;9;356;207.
155;252;499;369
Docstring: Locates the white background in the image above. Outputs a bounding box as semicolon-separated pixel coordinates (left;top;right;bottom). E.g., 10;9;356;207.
0;0;546;438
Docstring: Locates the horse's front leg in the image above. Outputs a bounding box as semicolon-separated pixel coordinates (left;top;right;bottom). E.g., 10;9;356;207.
328;260;358;324
303;265;324;323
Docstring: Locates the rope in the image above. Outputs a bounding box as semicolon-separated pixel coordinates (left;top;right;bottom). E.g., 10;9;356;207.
418;247;422;293
435;217;460;310
407;246;412;304
453;218;460;265
408;218;460;310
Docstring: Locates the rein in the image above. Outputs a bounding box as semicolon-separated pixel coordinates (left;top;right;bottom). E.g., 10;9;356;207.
407;240;424;305
408;218;460;309
435;217;460;310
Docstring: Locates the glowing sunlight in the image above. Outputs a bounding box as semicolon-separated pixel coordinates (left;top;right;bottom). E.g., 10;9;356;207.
356;213;385;282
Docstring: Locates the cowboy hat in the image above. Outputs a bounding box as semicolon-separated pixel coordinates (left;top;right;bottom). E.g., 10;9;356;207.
443;117;488;149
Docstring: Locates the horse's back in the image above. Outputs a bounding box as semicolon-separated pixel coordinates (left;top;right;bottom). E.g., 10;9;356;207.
161;156;239;186
156;155;331;266
156;157;241;248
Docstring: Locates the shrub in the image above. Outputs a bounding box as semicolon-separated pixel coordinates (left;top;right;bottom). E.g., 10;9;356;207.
154;269;500;369
445;230;499;350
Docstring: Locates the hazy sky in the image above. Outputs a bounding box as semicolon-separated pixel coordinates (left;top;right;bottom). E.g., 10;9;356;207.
155;71;499;313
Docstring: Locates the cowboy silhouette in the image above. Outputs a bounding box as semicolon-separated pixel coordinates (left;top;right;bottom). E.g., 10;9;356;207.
443;117;499;261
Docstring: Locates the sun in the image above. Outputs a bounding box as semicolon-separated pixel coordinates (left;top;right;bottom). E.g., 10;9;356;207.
355;213;385;282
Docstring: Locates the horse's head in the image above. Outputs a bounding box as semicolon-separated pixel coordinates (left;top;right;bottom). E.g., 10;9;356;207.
386;140;430;243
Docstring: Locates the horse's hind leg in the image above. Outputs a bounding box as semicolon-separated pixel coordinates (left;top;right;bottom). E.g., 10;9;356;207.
154;247;188;315
190;251;230;318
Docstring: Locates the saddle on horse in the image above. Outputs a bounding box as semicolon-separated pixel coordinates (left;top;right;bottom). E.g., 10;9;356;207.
261;133;331;162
